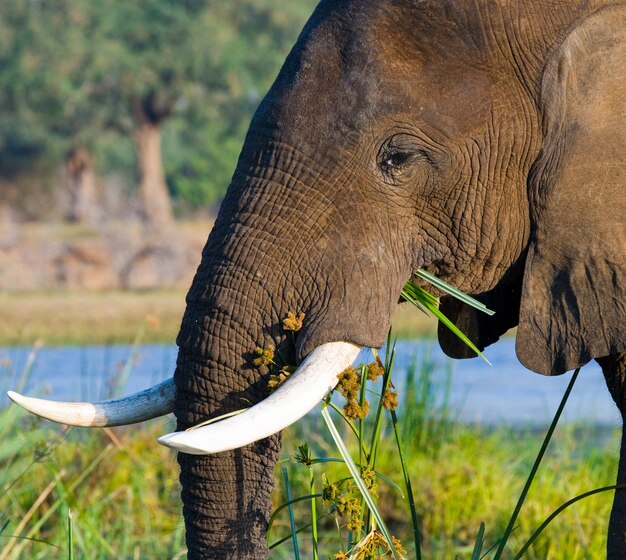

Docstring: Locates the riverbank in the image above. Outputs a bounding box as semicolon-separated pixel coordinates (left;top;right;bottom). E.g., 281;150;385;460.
0;405;616;558
0;290;439;346
0;315;615;558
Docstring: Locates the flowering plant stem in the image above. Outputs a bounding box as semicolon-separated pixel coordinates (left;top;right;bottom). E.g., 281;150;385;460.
321;404;404;560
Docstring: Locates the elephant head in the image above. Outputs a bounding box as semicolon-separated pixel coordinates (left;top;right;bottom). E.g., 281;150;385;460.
10;1;626;558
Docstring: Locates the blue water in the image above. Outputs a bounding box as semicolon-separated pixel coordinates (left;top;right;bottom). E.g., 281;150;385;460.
0;339;619;428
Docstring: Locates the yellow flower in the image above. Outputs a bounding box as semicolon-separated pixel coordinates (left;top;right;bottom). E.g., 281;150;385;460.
360;466;377;490
282;311;305;332
366;360;385;381
352;530;405;559
337;366;360;400
336;495;361;518
382;389;399;411
267;373;286;390
267;365;296;391
322;480;341;503
344;399;370;419
253;345;275;367
347;514;364;532
391;536;407;555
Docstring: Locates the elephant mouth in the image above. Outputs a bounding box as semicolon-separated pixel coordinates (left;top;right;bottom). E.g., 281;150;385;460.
7;341;361;455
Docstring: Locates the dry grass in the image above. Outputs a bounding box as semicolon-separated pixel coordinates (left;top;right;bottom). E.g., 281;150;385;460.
0;290;187;346
0;291;443;347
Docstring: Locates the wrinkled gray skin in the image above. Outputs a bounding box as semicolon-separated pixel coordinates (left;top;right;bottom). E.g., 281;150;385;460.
173;1;626;558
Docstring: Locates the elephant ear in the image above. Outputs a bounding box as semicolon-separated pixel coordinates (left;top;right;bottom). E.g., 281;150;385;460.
516;7;626;376
438;267;522;359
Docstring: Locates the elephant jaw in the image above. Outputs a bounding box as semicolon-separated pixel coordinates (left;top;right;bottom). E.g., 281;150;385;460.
158;341;361;455
7;341;361;452
7;378;176;427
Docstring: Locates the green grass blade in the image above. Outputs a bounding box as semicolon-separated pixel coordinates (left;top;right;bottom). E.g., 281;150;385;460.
493;367;581;560
15;342;43;393
309;466;318;560
481;537;507;560
471;522;485;560
414;270;495;316
188;408;247;430
268;516;331;550
321;406;404;560
266;494;323;545
381;336;422;559
327;402;371;457
390;407;422;560
309;459;404;495
10;444;114;558
369;348;395;468
358;365;368;467
111;318;151;398
513;484;624;559
383;330;395;371
402;292;430;315
282;467;300;560
67;509;74;560
0;514;9;536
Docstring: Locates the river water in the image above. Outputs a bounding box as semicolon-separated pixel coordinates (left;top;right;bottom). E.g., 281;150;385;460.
0;339;619;428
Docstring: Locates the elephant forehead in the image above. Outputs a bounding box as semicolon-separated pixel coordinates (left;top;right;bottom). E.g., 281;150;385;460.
255;0;496;153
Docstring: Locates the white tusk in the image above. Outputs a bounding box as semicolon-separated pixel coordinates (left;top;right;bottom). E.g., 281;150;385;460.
7;378;176;427
158;341;361;455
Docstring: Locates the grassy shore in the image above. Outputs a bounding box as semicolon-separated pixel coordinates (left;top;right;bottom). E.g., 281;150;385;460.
0;290;439;346
0;404;616;559
0;348;618;559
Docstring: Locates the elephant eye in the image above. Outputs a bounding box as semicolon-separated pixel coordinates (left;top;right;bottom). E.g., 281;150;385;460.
381;149;412;170
378;133;431;183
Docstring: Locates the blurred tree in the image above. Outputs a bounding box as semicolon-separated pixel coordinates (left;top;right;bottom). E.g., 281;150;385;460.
0;0;317;222
84;1;208;227
0;3;65;177
165;0;317;210
89;0;316;225
0;1;105;224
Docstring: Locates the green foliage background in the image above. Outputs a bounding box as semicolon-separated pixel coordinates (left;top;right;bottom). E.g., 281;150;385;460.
0;0;317;213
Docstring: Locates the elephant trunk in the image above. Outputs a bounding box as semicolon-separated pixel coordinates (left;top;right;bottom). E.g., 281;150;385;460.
172;169;338;557
174;310;278;557
173;245;286;557
176;436;279;559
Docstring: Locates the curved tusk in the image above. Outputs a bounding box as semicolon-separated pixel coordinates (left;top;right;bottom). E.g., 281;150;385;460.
7;378;176;427
158;341;361;455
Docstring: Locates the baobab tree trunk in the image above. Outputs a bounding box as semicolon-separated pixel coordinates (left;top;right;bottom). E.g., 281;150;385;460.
134;122;173;228
66;148;98;225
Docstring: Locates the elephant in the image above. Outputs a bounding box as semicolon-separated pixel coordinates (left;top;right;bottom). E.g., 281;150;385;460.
8;0;626;558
